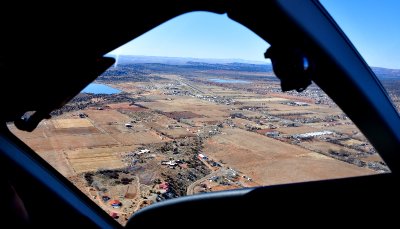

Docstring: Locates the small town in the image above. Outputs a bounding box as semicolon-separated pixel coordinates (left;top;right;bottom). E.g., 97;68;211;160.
10;60;392;225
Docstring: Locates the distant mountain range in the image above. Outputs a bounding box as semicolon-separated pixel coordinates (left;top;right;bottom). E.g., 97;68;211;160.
107;55;268;65
106;55;400;80
370;67;400;80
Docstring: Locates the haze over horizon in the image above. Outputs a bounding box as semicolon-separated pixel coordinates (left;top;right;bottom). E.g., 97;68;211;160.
108;54;400;71
107;54;269;65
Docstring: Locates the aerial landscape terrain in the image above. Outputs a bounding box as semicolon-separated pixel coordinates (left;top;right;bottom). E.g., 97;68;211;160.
9;55;398;225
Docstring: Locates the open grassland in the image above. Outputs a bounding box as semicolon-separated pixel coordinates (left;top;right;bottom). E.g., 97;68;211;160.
204;127;375;185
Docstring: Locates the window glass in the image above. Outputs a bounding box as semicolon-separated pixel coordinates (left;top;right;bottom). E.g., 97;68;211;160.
321;0;400;113
8;12;388;225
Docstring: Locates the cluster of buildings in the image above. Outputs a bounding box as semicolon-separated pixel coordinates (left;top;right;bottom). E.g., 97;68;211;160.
282;101;309;106
293;130;334;140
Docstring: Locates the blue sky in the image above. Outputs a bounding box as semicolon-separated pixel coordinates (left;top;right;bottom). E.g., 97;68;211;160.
110;1;400;69
321;0;400;69
110;12;269;62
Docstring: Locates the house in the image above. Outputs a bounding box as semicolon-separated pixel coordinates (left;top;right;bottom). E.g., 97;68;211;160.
198;153;208;160
159;182;169;190
294;131;334;139
209;176;218;182
138;149;150;155
266;131;280;137
79;113;87;118
161;160;177;167
294;102;309;106
110;212;118;219
110;199;122;208
166;161;177;166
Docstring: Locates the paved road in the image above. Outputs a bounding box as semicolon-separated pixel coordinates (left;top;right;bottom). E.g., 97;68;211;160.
186;169;226;195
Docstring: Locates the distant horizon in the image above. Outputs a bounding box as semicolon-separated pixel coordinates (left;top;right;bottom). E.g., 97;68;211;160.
106;54;400;70
106;54;269;64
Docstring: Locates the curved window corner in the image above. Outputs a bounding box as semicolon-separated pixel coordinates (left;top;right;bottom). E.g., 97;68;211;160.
321;0;400;114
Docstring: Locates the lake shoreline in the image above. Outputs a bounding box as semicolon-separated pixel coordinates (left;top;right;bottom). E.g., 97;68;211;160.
81;83;121;94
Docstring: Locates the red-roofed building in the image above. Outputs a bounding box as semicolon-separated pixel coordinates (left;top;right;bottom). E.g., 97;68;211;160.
159;182;169;190
110;199;122;208
198;153;208;160
110;212;118;219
